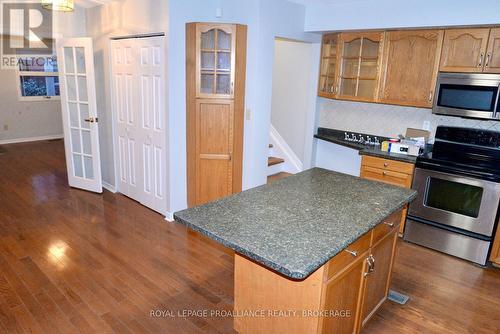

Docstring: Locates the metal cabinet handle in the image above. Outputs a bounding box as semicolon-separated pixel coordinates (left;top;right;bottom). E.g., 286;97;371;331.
485;53;491;68
428;91;433;102
384;221;395;227
478;52;484;67
345;249;358;257
364;255;375;277
84;117;98;123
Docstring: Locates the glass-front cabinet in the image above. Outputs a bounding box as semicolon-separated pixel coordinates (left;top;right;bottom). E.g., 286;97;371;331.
337;32;383;101
196;24;236;98
318;33;339;98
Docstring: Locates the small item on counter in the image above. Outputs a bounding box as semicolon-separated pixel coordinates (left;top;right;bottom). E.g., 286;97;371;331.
406;128;430;141
389;142;410;155
381;141;390;152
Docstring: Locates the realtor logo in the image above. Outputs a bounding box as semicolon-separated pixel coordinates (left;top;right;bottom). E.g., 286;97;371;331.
1;1;53;56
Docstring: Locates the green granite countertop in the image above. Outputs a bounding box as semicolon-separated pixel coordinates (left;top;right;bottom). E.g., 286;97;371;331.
174;168;417;280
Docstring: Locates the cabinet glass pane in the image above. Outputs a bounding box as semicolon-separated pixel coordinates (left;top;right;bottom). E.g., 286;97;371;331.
340;78;357;96
216;74;231;94
201;73;214;94
201;52;215;70
361;39;379;58
327;60;336;76
360;60;378;78
320;76;335;93
322;40;337;57
217;30;231;50
342;58;360;78
358;79;376;98
343;39;361;58
201;29;215;49
217;52;231;71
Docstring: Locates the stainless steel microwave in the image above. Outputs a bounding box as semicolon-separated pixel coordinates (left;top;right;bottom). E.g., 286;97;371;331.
433;72;500;120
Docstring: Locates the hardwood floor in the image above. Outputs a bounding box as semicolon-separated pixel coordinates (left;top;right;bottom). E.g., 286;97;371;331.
0;140;499;333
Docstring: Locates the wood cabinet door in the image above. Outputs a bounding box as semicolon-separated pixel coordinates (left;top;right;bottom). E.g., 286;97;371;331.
318;33;339;98
337;32;383;102
485;28;500;73
196;24;236;99
440;28;490;72
195;99;234;205
360;229;398;327
379;30;444;108
321;254;367;334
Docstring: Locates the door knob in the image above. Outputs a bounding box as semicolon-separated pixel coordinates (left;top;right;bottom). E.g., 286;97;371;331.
84;117;98;123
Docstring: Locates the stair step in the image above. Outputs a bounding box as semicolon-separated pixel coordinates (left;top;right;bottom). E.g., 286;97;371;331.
268;156;284;167
267;172;292;184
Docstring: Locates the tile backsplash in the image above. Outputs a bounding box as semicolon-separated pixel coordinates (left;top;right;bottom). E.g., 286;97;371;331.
317;98;500;141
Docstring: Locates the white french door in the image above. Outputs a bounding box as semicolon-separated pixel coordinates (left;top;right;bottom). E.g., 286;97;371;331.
57;38;102;193
111;36;167;214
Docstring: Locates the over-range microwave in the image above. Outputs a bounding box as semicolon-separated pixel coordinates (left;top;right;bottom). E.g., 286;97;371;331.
433;72;500;121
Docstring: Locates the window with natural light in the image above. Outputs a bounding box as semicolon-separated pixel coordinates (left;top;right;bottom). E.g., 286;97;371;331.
17;56;60;101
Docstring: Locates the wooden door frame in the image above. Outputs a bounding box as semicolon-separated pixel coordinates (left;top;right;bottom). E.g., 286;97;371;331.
186;22;247;208
109;34;168;215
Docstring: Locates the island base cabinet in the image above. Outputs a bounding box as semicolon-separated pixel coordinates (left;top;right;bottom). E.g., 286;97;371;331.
234;210;402;334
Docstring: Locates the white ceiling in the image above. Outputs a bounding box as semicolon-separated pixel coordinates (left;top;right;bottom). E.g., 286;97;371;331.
288;0;365;5
75;0;113;8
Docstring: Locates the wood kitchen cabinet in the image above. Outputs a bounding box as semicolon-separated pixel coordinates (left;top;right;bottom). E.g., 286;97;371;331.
379;30;444;108
490;219;500;267
360;156;415;234
337;32;384;102
440;27;500;74
186;23;246;207
318;33;339;98
440;28;491;72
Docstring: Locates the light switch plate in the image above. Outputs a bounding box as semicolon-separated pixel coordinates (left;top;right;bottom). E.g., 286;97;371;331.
422;121;431;131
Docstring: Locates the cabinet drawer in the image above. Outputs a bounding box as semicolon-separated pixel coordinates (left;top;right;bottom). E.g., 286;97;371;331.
361;166;412;188
326;231;372;281
361;156;414;175
372;210;401;246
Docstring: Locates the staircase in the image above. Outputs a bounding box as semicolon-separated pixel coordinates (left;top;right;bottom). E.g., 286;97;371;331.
267;143;288;178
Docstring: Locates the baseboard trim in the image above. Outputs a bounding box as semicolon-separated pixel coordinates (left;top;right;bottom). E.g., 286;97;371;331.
102;181;117;193
0;134;64;145
165;211;174;222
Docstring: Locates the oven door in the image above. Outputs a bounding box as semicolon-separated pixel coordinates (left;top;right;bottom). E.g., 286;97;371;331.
433;73;500;120
409;168;500;236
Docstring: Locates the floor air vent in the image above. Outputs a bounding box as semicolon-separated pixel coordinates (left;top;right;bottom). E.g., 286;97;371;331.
388;290;410;305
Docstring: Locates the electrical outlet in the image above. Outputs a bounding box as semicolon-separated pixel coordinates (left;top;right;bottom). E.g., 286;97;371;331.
245;109;251;121
422;121;431;131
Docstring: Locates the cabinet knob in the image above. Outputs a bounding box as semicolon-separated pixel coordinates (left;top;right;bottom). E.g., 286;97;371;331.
384;221;395;228
383;162;389;167
345;249;358;257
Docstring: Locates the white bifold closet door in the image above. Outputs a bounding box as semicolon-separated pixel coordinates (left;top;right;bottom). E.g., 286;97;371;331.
111;36;166;215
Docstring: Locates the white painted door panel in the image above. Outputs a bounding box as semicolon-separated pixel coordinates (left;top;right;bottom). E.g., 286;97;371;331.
111;37;166;214
57;38;102;193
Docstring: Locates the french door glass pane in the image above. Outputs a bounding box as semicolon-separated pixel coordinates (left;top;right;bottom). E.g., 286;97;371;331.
426;178;483;218
217;30;231;50
75;47;86;74
81;130;92;155
71;129;81;153
66;75;77;100
201;73;214;93
69;102;79;127
64;47;75;73
77;76;88;101
79;103;90;129
84;156;94;179
73;154;83;177
201;52;215;70
216;74;230;94
201;29;215;49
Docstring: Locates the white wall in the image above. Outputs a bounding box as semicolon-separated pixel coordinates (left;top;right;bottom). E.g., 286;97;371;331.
304;0;500;32
0;6;86;143
271;39;319;166
167;0;321;213
85;0;168;189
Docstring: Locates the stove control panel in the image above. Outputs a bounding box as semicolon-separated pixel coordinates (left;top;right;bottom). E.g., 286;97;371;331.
435;126;500;148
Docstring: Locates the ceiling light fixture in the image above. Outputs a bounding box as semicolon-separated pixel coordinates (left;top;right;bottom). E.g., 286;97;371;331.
42;0;74;12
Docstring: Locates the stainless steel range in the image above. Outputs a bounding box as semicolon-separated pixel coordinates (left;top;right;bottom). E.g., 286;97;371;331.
404;126;500;265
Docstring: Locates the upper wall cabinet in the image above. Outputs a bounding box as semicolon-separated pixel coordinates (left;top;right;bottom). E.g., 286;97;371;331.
484;28;500;73
196;24;236;99
379;30;444;108
337;32;383;102
318;33;339;98
440;28;490;73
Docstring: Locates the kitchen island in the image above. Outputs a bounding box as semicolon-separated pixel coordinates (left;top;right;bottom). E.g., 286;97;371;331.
174;168;416;334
